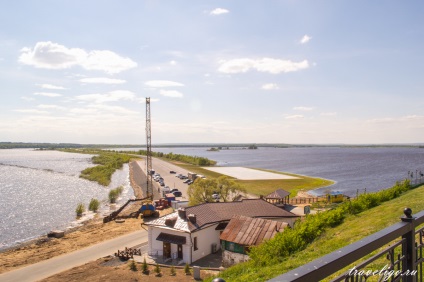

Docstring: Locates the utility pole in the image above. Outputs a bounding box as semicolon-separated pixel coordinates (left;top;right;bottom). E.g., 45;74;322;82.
146;97;152;199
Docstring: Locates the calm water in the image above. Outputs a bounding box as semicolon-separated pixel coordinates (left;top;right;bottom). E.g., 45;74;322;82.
152;146;424;196
0;149;133;251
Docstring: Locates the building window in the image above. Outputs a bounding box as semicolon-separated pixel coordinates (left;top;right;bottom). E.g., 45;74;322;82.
194;237;198;251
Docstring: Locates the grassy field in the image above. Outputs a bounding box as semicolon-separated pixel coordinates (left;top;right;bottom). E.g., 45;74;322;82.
211;183;424;281
169;161;333;196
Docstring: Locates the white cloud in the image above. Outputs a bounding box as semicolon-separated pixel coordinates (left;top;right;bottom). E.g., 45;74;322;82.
75;90;136;103
294;106;314;111
169;60;177;66
285;115;304;119
218;58;309;74
34;92;62;97
19;41;137;74
37;104;66;110
159;90;183;98
14;109;49;114
82;50;137;74
300;35;312;44
79;77;126;84
37;83;66;90
262;83;279;90
145;80;184;88
210;8;229;15
21;96;35;101
320;112;337;116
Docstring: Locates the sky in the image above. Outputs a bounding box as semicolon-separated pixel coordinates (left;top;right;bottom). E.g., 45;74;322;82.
1;1;424;145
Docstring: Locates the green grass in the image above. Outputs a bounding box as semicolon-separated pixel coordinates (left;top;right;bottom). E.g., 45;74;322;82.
170;162;333;196
210;183;424;282
61;149;136;186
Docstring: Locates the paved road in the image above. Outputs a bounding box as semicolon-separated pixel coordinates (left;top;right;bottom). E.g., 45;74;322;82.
137;157;192;200
0;230;148;282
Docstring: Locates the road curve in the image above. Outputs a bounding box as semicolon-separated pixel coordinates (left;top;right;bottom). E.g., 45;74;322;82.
0;230;148;282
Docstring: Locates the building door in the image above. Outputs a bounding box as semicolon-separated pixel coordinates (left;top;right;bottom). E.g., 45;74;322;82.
177;244;183;259
163;242;171;258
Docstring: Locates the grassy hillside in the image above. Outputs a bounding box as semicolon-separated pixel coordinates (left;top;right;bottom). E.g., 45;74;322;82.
211;182;424;281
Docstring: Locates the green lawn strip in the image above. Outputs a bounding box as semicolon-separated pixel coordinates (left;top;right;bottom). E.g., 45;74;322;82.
168;162;332;197
212;184;424;282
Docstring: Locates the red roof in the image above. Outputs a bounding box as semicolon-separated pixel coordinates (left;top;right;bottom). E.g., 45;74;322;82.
220;215;288;246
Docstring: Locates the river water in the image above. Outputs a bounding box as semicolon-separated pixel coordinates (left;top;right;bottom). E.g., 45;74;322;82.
0;149;133;251
1;146;423;251
151;146;424;196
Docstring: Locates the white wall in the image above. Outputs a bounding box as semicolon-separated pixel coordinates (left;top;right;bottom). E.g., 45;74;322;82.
222;250;249;267
148;226;191;263
191;223;222;263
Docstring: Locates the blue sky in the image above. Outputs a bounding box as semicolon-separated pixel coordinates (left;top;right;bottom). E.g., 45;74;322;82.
1;1;423;144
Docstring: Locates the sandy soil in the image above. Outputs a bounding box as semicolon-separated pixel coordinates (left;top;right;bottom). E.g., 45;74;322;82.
0;206;173;275
40;256;219;282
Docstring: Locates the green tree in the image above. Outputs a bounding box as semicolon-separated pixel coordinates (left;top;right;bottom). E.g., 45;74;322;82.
88;198;100;212
129;260;138;271
187;178;217;205
187;176;247;205
184;263;191;275
217;176;246;202
142;257;149;274
154;263;161;276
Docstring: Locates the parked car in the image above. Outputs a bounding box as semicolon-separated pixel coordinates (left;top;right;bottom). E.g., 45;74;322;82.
183;179;190;184
160;182;165;186
170;188;179;193
187;180;193;185
212;193;220;200
172;191;182;197
170;170;176;174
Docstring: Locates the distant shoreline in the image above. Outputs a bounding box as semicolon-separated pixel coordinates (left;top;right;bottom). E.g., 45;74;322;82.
1;142;424;150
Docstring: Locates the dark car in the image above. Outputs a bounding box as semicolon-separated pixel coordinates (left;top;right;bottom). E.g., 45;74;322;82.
170;170;176;174
172;191;182;197
170;188;179;193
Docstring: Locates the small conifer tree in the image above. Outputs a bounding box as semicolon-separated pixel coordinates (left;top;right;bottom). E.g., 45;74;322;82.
142;257;149;274
184;263;191;275
170;265;176;276
154;263;161;276
129;260;137;271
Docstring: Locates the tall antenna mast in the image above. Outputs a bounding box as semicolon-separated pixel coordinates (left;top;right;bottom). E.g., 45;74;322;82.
145;97;152;199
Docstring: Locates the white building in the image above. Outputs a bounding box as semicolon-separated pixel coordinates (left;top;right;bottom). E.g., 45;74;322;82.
145;199;299;264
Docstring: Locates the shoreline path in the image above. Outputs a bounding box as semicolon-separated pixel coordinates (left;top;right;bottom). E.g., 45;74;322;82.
0;230;148;282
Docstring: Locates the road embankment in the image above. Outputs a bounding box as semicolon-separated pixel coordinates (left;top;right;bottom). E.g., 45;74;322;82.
129;160;146;198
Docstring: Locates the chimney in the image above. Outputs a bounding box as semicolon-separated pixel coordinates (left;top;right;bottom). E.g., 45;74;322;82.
188;214;196;224
178;208;186;219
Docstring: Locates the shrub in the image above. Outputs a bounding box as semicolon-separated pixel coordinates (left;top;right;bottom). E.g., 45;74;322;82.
170;265;176;276
88;198;100;212
184;263;191;275
154;263;161;276
129;260;138;271
142;258;149;274
108;187;123;203
75;202;85;217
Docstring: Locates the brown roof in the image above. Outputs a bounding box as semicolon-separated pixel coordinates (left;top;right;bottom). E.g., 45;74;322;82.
265;189;290;199
146;198;298;232
220;215;288;246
